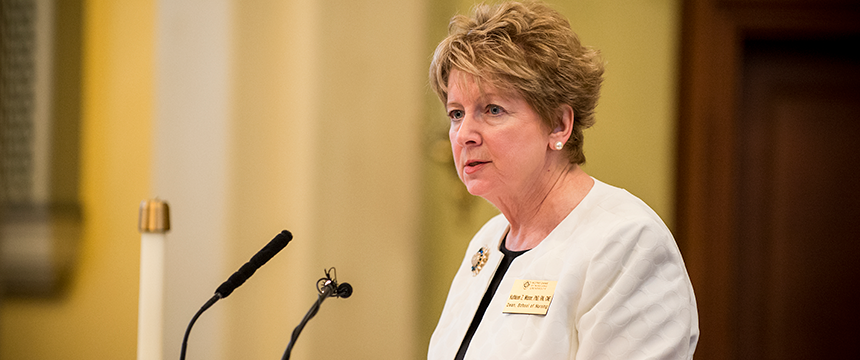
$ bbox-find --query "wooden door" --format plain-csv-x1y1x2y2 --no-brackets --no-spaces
737,38,860,359
677,1,860,358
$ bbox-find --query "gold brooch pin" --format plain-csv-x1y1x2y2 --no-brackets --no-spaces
471,246,490,276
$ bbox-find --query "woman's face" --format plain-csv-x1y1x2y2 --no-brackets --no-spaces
447,69,553,202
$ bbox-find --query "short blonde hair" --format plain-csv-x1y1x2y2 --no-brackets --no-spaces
430,1,604,164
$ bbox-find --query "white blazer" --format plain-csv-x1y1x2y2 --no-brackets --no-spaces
428,179,699,359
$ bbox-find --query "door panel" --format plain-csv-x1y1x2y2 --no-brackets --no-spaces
678,1,860,358
738,40,860,359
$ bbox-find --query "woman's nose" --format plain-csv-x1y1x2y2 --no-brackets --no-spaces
453,115,481,146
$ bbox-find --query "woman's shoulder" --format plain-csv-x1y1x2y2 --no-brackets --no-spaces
583,178,668,227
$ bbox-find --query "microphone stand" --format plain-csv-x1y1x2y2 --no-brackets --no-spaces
282,268,351,360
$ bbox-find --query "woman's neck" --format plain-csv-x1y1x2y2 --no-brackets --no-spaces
499,164,594,251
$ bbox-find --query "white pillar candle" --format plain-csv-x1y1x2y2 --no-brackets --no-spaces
137,199,170,360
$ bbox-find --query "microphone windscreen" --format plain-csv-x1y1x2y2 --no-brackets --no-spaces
215,230,293,298
249,230,292,267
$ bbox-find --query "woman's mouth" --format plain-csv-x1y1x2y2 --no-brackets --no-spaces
464,160,489,174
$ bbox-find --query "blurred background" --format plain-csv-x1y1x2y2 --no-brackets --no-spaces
0,0,856,359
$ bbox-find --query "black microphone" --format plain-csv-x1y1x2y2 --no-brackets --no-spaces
180,230,293,360
314,267,352,299
317,279,352,299
215,230,293,298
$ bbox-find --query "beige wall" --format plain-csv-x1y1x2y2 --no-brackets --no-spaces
0,0,679,359
219,0,426,359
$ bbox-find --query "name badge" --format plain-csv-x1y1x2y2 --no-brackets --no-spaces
503,279,557,315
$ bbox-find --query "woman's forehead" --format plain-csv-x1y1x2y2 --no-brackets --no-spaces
448,68,519,102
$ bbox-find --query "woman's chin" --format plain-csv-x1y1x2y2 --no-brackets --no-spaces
463,183,493,198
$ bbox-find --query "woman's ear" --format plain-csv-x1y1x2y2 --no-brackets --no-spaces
550,104,574,148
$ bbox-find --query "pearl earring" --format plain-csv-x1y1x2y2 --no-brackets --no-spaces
555,141,564,150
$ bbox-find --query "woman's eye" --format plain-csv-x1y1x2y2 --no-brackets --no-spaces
488,105,504,115
448,109,464,120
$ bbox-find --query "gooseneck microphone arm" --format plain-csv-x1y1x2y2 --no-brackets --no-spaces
282,267,352,360
179,230,293,360
179,293,220,360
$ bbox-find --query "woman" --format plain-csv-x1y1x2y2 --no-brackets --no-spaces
427,1,699,359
